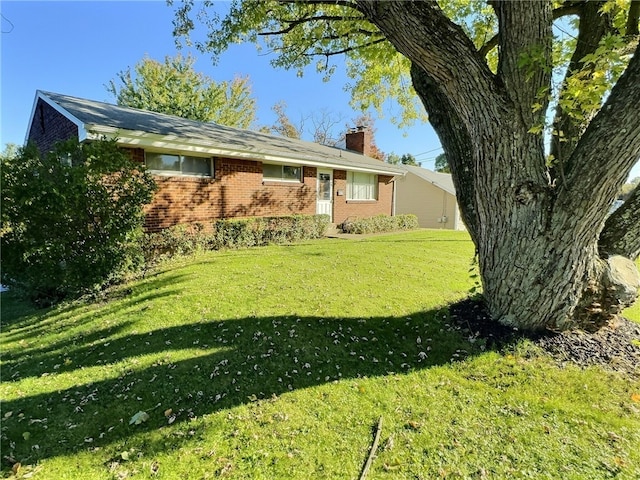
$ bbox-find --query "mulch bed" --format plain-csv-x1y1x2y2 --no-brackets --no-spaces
450,299,640,378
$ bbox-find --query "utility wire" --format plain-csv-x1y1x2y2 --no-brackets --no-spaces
413,146,443,157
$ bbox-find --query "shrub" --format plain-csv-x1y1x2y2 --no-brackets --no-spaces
143,214,330,262
213,214,330,249
143,223,213,265
1,139,157,304
341,214,419,234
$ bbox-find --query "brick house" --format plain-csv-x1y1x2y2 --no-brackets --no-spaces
26,91,405,231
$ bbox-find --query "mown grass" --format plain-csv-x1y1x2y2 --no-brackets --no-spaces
1,230,639,480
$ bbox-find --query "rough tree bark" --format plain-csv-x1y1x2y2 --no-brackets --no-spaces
356,0,640,331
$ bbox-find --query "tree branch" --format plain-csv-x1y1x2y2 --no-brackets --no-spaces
550,1,613,183
599,184,640,259
278,0,359,8
560,46,640,216
493,0,553,127
303,37,386,57
478,3,581,58
258,14,366,36
627,0,640,36
355,1,504,138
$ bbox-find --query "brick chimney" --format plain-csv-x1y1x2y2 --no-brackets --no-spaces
345,126,373,157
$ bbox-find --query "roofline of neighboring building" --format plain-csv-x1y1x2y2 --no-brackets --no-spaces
400,165,456,196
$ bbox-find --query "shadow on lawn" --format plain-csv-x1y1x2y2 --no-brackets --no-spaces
1,293,480,469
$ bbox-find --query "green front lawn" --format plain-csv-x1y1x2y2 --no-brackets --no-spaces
1,230,639,479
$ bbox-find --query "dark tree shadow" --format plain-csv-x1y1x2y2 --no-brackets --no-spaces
0,297,484,468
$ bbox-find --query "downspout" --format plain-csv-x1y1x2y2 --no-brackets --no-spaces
392,177,397,216
442,190,448,228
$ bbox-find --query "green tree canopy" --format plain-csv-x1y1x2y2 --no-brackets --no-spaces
401,153,419,166
434,153,450,173
108,53,256,128
386,153,401,165
261,101,303,139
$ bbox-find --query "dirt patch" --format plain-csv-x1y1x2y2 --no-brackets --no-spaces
450,299,640,378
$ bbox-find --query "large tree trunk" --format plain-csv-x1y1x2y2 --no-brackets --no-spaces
357,0,640,331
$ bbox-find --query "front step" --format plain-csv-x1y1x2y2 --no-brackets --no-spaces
325,223,341,236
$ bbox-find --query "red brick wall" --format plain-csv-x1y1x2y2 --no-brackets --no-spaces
27,99,79,154
333,171,394,225
141,156,317,231
123,148,395,231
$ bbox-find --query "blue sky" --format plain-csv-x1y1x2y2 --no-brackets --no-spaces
0,1,443,166
1,1,638,179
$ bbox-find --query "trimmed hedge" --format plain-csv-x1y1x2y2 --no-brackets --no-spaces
341,214,419,234
145,214,330,262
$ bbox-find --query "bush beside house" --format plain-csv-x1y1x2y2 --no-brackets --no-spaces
145,214,330,263
341,214,419,234
0,139,157,304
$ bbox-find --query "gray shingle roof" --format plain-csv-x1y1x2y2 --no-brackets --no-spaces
398,164,456,196
38,91,405,176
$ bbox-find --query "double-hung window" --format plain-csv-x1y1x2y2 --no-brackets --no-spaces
263,163,302,182
347,171,377,200
145,152,213,177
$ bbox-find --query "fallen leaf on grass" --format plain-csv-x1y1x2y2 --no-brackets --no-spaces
405,420,422,431
129,411,149,425
631,393,640,403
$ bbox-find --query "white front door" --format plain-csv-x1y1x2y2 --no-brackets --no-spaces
316,169,333,221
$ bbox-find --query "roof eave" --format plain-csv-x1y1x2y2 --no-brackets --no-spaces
86,125,406,176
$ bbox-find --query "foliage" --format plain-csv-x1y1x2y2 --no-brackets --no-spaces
1,231,639,479
341,214,419,234
619,176,639,201
401,153,418,166
172,1,636,157
107,53,256,128
172,1,428,129
260,103,346,146
434,153,451,173
213,214,330,248
386,152,401,165
143,223,213,265
144,215,330,263
387,153,421,166
261,100,302,139
0,139,157,304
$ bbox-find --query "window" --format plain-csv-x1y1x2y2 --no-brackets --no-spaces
347,172,377,200
263,163,302,182
145,152,212,177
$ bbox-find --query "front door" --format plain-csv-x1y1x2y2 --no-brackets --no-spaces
316,169,333,221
